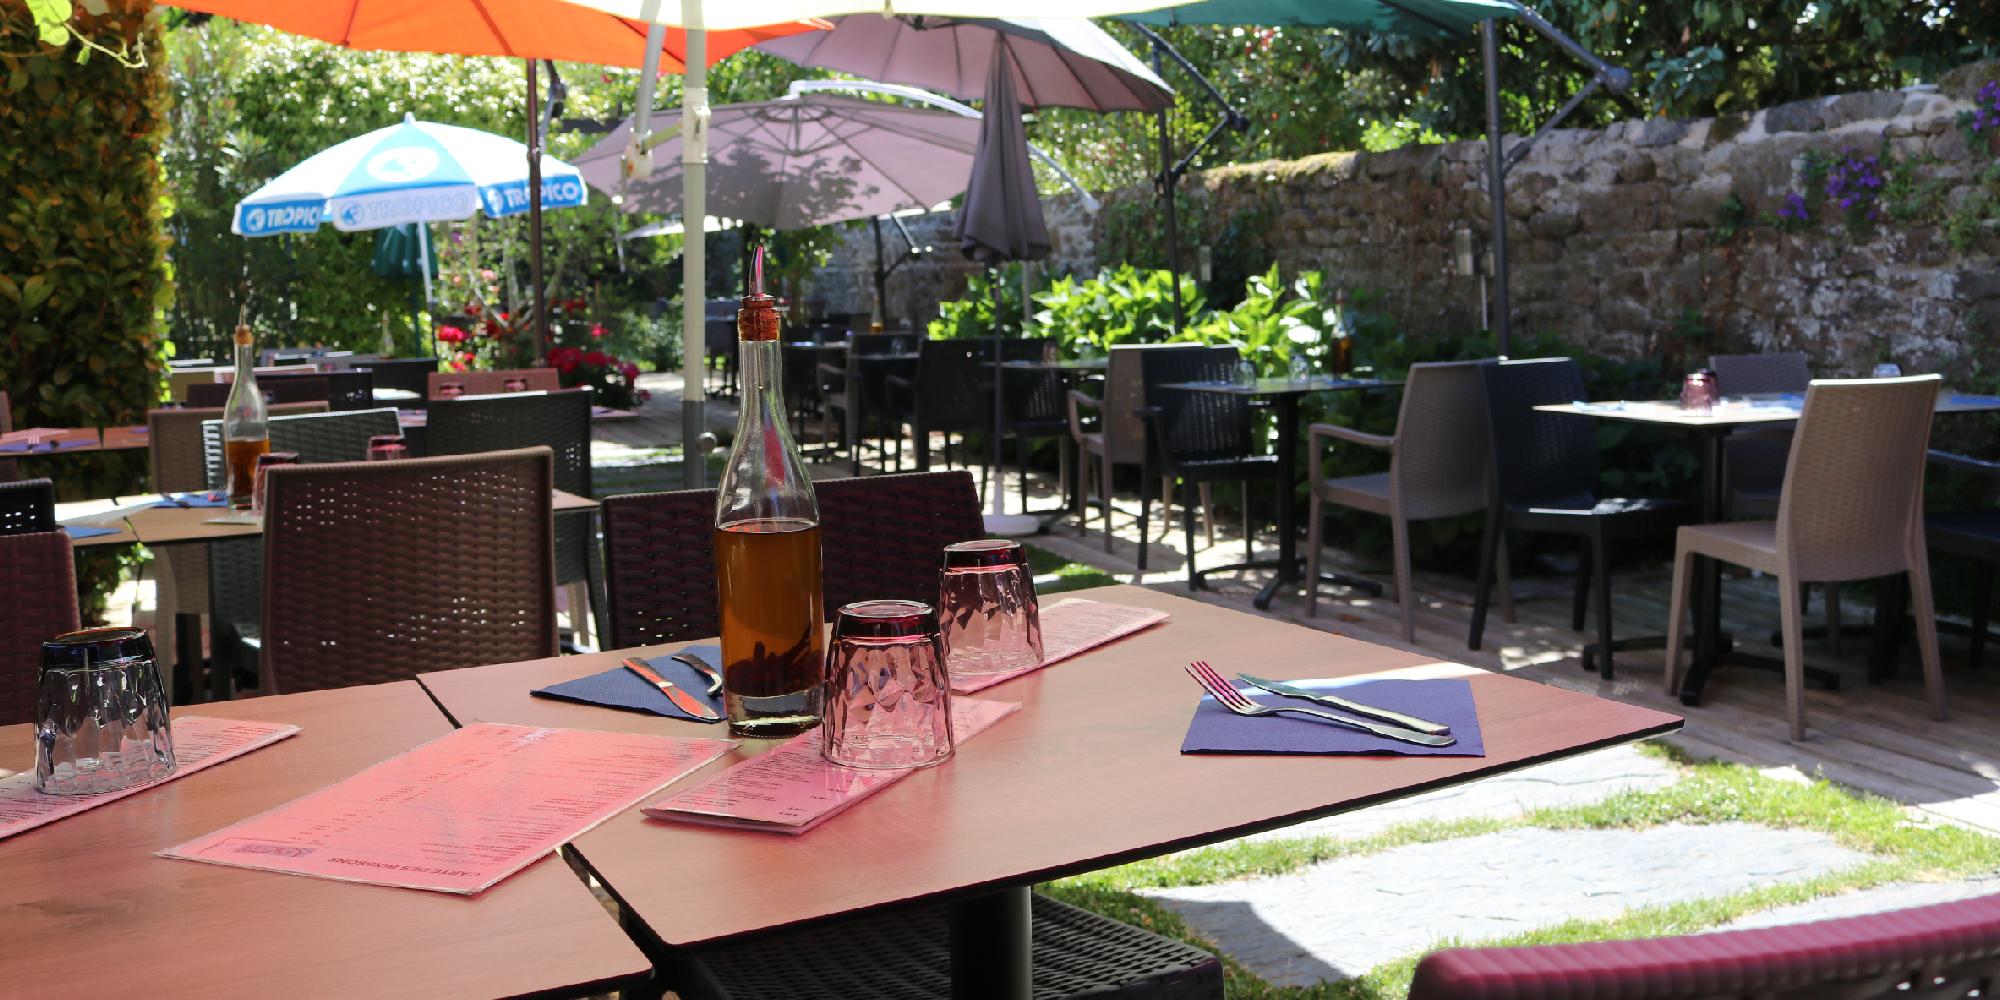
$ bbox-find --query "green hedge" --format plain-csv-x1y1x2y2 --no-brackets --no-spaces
1,0,170,618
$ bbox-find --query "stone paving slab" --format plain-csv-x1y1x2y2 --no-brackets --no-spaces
1245,744,1677,844
1721,875,2000,930
1145,822,1869,988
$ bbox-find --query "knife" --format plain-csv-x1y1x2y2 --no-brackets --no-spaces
1237,674,1452,736
623,657,722,721
669,649,725,696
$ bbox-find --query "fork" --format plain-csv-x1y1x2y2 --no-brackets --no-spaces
1186,661,1456,748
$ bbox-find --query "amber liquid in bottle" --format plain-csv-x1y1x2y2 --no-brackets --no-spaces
714,255,825,739
224,437,270,506
222,323,270,509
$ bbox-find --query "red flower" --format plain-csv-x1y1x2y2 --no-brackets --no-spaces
589,322,607,339
459,351,476,364
436,325,468,344
462,302,480,316
619,362,640,382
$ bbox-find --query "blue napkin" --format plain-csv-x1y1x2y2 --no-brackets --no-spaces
154,491,229,508
531,644,725,723
62,525,122,540
1953,393,2000,407
1181,678,1484,757
0,436,91,453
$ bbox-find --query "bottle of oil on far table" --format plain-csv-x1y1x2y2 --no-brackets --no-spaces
222,322,269,509
714,249,824,738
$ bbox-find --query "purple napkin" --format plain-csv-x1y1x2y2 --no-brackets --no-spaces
531,644,724,723
1181,678,1484,757
62,525,122,540
154,491,229,509
0,437,91,453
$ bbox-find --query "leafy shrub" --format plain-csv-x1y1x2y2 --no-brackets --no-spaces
1030,266,1203,353
929,270,1026,340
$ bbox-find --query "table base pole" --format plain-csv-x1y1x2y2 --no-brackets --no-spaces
951,886,1032,1000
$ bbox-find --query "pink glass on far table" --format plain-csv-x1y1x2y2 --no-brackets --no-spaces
366,434,408,461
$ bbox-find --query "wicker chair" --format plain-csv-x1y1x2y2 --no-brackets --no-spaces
357,358,438,398
426,389,601,646
1924,450,2000,669
999,337,1073,513
601,469,982,649
1308,361,1512,643
200,407,402,484
1708,352,1809,518
670,891,1221,1000
1468,358,1690,679
259,448,558,693
1,531,80,725
0,389,17,484
887,337,990,483
1410,891,2000,1000
146,401,326,696
1135,346,1281,590
1663,376,1946,740
1069,344,1206,571
0,478,56,536
821,333,911,476
425,368,561,400
186,375,330,408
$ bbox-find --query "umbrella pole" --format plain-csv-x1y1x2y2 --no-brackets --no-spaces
680,4,708,488
1150,38,1184,338
418,222,434,355
989,265,1007,517
872,216,889,327
1481,20,1511,357
527,58,550,363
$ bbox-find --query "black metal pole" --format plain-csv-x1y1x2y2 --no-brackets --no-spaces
1151,38,1185,337
1481,21,1511,357
526,59,549,362
872,217,890,327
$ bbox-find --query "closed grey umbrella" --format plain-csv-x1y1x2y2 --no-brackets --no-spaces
955,39,1049,264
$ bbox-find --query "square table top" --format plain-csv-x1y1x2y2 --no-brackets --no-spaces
54,497,146,549
1161,376,1394,397
0,681,649,999
1541,391,2000,428
99,424,150,451
124,489,599,545
417,585,1680,950
987,358,1111,372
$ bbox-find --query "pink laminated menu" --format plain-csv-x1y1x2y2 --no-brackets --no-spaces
162,723,734,894
951,598,1169,694
644,698,1020,834
0,717,298,842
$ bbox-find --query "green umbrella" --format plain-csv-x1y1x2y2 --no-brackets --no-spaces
371,222,438,350
1124,0,1516,36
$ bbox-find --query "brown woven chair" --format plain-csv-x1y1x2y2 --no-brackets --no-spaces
258,447,558,693
1,531,80,725
0,478,56,536
425,368,561,399
145,401,326,693
1307,360,1513,643
601,470,983,649
1663,376,1946,740
187,376,330,408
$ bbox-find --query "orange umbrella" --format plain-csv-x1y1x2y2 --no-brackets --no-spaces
158,0,821,68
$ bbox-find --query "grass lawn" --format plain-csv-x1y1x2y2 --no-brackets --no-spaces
1024,543,1119,595
1041,743,2000,998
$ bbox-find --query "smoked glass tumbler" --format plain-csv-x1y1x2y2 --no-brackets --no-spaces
937,539,1044,680
821,600,955,770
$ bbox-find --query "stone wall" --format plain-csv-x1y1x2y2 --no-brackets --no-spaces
808,61,2000,372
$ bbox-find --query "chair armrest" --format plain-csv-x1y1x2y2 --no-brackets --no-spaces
1066,389,1100,443
1309,423,1394,487
1929,449,2000,479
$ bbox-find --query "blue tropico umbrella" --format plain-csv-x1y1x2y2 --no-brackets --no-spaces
232,112,587,237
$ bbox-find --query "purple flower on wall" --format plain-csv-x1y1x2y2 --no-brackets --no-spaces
1777,191,1810,222
1972,82,2000,132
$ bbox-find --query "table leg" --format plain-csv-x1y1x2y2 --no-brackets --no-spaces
846,373,861,477
950,886,1031,1000
1680,430,1726,704
1253,396,1302,610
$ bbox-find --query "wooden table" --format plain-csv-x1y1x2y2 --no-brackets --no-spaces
1160,377,1397,608
0,681,650,999
123,489,599,545
0,427,105,457
1540,391,2000,703
54,498,147,549
418,584,1680,999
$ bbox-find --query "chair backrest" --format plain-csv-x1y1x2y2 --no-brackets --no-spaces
1138,346,1252,466
1479,357,1599,507
1778,375,1941,581
1000,338,1065,425
260,448,557,693
1410,891,2000,1000
357,358,438,397
1710,351,1810,396
426,389,591,497
0,530,80,725
0,478,56,536
199,408,401,487
1393,360,1504,521
149,402,327,494
187,375,330,408
426,368,561,400
913,338,989,432
601,470,982,648
313,370,375,411
1104,344,1206,466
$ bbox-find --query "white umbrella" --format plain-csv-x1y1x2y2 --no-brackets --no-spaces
554,0,1194,487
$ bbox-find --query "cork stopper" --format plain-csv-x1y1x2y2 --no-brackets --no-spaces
233,323,254,347
738,245,779,342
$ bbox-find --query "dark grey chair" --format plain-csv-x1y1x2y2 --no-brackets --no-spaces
0,478,55,536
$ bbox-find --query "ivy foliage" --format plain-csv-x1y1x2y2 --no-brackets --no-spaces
1,0,169,615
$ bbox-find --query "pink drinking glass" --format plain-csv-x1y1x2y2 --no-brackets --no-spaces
1681,370,1719,413
503,377,530,392
365,434,409,461
821,600,955,770
437,383,465,399
251,451,299,512
937,539,1043,680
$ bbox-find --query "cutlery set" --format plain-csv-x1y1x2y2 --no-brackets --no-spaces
1184,659,1456,748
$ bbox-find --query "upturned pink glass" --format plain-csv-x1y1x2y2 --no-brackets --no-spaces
365,434,408,461
503,377,530,392
437,382,465,399
821,600,955,770
937,539,1043,679
1681,370,1719,413
251,451,299,512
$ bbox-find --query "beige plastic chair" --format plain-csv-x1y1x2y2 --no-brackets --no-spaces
1066,344,1209,569
145,401,325,693
1306,361,1511,643
1663,375,1945,740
